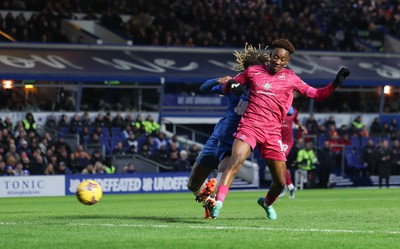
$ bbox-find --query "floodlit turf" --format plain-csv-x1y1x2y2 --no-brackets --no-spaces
0,188,399,249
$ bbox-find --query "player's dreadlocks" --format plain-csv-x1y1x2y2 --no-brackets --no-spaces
233,43,271,72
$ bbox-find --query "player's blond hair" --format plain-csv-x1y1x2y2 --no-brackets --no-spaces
233,43,271,72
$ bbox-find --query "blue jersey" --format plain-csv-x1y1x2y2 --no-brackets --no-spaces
195,78,249,164
200,78,249,145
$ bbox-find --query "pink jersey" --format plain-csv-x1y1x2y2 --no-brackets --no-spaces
232,64,335,161
281,109,299,156
234,64,334,124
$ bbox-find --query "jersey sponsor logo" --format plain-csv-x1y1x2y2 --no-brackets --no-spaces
278,73,286,80
255,72,262,75
256,90,276,96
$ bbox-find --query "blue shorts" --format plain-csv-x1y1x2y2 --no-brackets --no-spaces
216,140,233,162
195,135,220,170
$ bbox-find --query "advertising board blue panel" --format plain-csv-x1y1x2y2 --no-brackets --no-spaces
0,44,399,85
65,172,191,195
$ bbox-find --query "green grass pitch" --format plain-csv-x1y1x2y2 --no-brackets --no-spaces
0,188,399,249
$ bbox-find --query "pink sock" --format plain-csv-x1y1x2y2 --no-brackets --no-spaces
285,169,292,185
265,192,279,206
216,185,229,202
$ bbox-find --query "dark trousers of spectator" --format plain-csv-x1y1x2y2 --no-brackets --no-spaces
379,176,390,188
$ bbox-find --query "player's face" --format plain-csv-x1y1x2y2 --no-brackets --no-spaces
269,48,290,74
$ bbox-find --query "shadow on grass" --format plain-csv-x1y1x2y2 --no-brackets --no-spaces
54,214,209,224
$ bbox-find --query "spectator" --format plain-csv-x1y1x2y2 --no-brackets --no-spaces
58,114,69,129
93,161,105,174
74,145,91,169
69,114,82,133
81,163,96,174
0,160,6,176
124,133,138,152
5,165,14,176
381,122,391,138
138,143,152,158
154,132,167,149
123,162,136,174
43,162,56,175
296,141,317,188
93,113,105,127
6,144,20,166
69,153,81,174
121,124,132,140
324,115,336,130
112,112,125,129
351,115,364,134
104,112,113,129
317,141,336,188
31,154,46,175
143,114,160,136
3,116,13,132
393,139,400,175
134,114,144,131
169,134,179,149
362,138,377,176
112,142,125,155
389,118,398,134
81,112,92,127
376,140,392,188
56,161,71,175
155,144,168,164
13,162,24,176
172,150,191,172
91,150,104,165
369,117,381,137
80,126,91,145
21,112,37,134
305,114,319,135
188,143,200,165
124,113,135,128
103,157,115,174
18,139,30,155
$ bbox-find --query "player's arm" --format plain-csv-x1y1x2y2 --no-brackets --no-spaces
296,67,350,101
200,76,232,94
222,70,249,96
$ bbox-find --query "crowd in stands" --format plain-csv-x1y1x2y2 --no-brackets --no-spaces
1,111,400,189
288,114,400,188
0,112,201,177
1,0,399,51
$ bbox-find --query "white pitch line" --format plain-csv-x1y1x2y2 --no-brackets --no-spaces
1,221,400,235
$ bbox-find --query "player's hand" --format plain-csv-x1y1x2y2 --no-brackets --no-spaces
228,79,247,96
298,124,308,135
333,67,350,87
217,76,232,85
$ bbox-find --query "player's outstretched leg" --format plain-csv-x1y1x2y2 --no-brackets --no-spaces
195,178,218,203
257,197,277,220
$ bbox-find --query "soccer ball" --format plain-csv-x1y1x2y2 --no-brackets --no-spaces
76,180,103,205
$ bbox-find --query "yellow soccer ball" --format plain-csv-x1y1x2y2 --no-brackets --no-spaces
76,180,103,205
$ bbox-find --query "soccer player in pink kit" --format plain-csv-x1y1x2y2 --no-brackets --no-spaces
209,39,350,219
280,107,307,199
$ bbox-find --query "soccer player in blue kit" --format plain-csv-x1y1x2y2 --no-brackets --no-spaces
186,75,249,218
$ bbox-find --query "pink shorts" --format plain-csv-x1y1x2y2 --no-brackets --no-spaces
235,122,286,161
282,140,294,157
